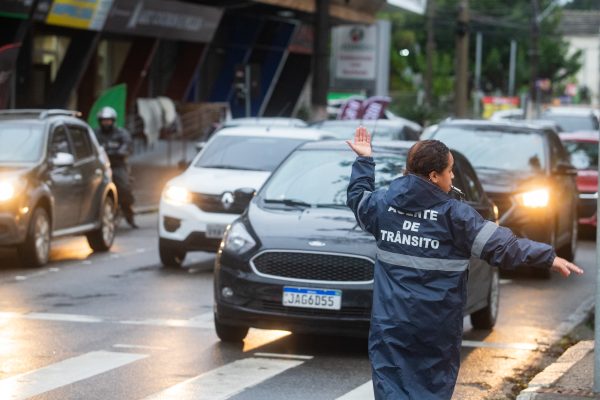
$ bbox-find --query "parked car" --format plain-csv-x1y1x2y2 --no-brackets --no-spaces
540,106,600,133
559,131,598,231
158,126,333,267
0,109,117,267
221,117,307,128
310,119,422,142
213,140,500,342
429,120,579,272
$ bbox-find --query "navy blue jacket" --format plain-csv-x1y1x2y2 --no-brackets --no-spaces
347,156,555,400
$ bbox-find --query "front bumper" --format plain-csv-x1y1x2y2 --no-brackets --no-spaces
158,199,240,252
0,210,29,246
499,206,555,243
214,253,372,337
578,193,597,227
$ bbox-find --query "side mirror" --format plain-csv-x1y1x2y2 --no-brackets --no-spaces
52,152,75,167
234,187,256,205
555,161,578,176
195,141,206,152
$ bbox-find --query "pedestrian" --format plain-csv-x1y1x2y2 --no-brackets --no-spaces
346,126,583,400
94,106,138,229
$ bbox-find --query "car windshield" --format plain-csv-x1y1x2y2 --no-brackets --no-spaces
194,135,307,172
541,114,599,132
0,122,45,164
563,141,598,170
433,126,546,172
318,122,398,141
261,149,405,207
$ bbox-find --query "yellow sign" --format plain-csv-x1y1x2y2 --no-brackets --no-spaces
46,0,113,30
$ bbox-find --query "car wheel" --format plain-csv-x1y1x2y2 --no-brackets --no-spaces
214,315,249,342
18,207,51,268
159,238,186,268
470,267,499,330
86,196,116,252
557,215,577,262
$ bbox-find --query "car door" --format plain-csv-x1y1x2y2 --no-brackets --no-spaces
452,152,494,310
67,124,103,225
48,125,81,230
547,131,578,245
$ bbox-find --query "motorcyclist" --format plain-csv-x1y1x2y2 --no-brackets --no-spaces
94,106,138,228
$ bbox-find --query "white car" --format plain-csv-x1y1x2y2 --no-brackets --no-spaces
158,126,331,267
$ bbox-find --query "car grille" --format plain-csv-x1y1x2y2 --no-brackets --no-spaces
191,193,249,214
256,300,371,319
488,195,514,218
251,251,374,282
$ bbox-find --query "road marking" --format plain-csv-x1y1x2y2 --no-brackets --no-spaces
336,381,374,400
113,344,168,351
461,340,538,351
0,351,147,400
499,279,512,285
143,357,304,400
253,352,313,360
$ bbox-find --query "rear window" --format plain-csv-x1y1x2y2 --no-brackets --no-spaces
0,122,45,163
194,135,307,172
433,126,546,173
541,113,599,132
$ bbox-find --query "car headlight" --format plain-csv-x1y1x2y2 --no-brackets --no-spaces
517,188,550,208
0,181,16,202
163,185,192,205
222,221,256,254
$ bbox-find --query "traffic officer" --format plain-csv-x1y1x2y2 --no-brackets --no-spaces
346,126,583,400
94,106,138,228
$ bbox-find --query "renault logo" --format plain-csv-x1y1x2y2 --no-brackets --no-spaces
221,192,234,210
308,240,326,247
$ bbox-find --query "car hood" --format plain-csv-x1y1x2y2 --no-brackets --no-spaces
247,202,376,258
576,170,597,193
168,167,271,194
476,169,545,194
0,165,34,180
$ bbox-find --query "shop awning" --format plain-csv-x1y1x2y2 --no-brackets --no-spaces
252,0,386,24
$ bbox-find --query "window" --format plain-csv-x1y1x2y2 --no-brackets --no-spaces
50,126,73,156
69,125,94,160
458,160,482,203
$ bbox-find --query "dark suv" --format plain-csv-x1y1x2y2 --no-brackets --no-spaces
429,120,578,270
0,109,117,267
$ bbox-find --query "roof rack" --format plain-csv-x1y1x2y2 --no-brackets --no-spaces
0,109,82,120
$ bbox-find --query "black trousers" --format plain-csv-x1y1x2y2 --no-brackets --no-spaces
112,166,135,218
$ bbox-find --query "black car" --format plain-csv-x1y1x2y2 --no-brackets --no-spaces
429,120,578,270
213,141,500,342
0,109,117,267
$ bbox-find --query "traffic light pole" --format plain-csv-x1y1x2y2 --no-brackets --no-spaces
454,0,469,118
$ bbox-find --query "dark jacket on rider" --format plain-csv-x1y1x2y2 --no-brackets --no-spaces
94,126,133,168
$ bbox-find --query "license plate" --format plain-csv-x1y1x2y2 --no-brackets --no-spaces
206,224,227,239
282,287,342,310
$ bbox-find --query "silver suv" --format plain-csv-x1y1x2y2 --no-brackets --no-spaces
0,109,118,267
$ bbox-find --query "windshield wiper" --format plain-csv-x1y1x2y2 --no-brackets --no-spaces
201,165,262,171
263,198,312,208
315,203,349,209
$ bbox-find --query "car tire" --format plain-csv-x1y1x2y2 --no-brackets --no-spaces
557,215,577,262
214,315,249,342
17,207,51,268
159,238,186,268
470,267,499,330
86,196,116,252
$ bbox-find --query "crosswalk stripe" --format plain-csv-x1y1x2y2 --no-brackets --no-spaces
143,357,304,400
336,381,374,400
0,350,148,400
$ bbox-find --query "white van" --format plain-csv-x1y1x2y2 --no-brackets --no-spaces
158,126,331,267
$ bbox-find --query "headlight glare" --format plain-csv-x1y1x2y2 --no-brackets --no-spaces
0,181,15,202
223,221,256,254
518,188,550,208
163,185,192,205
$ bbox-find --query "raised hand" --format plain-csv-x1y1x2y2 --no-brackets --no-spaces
346,125,372,157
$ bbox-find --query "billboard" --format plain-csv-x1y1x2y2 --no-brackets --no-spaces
46,0,114,30
104,0,222,43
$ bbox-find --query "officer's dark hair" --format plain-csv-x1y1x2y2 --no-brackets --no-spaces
405,140,450,178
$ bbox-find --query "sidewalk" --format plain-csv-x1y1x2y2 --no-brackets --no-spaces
128,138,198,213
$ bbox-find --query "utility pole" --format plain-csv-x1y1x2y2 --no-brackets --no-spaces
528,0,541,119
311,0,330,121
473,32,482,117
454,0,469,117
424,0,436,107
508,40,517,97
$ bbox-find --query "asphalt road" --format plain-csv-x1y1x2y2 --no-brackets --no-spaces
0,213,594,400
